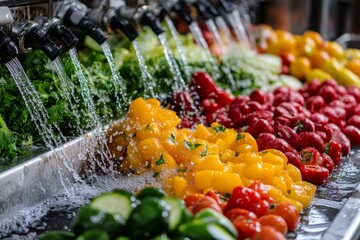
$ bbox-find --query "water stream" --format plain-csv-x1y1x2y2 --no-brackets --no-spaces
101,41,128,114
215,16,233,43
52,57,82,134
188,22,212,57
165,16,190,79
6,58,63,148
158,33,185,92
205,19,223,45
227,10,249,46
132,40,155,98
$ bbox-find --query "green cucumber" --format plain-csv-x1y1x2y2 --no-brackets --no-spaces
75,230,110,240
126,198,170,239
73,206,125,237
161,196,191,231
37,231,74,240
195,208,238,238
90,192,137,220
137,187,166,200
178,220,236,240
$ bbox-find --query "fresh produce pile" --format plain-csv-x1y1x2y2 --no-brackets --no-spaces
39,185,300,240
168,71,360,185
256,26,360,87
107,97,316,212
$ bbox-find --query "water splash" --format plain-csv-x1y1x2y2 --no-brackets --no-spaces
205,19,223,45
101,41,128,114
227,10,249,46
215,16,233,43
52,57,82,134
158,33,185,92
132,40,155,98
6,58,62,148
189,22,212,57
165,16,190,79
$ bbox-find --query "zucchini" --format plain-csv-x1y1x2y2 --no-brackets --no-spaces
90,192,137,220
137,187,166,200
73,206,125,237
37,231,74,240
195,208,238,238
178,219,236,240
126,198,170,239
161,196,191,231
75,229,110,240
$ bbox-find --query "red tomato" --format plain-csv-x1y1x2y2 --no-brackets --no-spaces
310,113,329,125
346,86,360,102
273,91,305,106
250,89,267,104
233,216,261,240
248,119,275,138
202,99,220,113
183,193,204,208
318,85,338,103
331,130,351,155
216,90,234,107
326,141,343,165
265,138,294,153
224,208,258,221
275,123,298,149
274,102,299,120
226,186,269,217
190,72,219,100
268,202,299,231
340,94,357,105
347,115,360,129
292,117,315,133
256,133,277,151
248,181,273,203
251,226,286,240
258,214,288,236
173,91,196,112
302,79,322,96
306,96,326,112
342,125,360,146
205,190,221,204
274,86,290,96
280,52,295,66
300,147,324,166
297,132,325,152
285,152,303,169
322,153,335,172
191,196,222,215
301,164,329,185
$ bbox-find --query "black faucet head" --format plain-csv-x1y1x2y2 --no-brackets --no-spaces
0,30,19,64
24,26,62,61
196,0,219,19
139,9,164,35
110,15,139,41
75,14,108,45
172,2,193,25
48,23,79,50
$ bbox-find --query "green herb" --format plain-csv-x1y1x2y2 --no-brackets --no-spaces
213,125,226,133
153,172,159,178
145,124,151,130
170,133,176,143
183,140,202,150
155,154,165,165
236,133,245,141
200,145,209,157
177,167,186,173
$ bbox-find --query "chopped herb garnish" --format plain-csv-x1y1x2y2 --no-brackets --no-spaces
224,193,231,198
177,167,186,173
153,172,159,178
170,133,176,143
183,140,202,150
200,145,209,157
213,125,226,133
287,189,292,194
155,154,165,165
145,124,151,130
261,150,268,154
236,133,245,141
235,151,239,157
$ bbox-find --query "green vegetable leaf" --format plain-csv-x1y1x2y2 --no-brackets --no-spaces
213,125,226,133
183,140,202,150
155,154,165,165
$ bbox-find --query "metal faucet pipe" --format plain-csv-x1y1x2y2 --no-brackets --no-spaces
0,29,19,64
117,4,164,35
2,20,62,61
36,17,79,50
55,0,107,45
155,0,193,24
